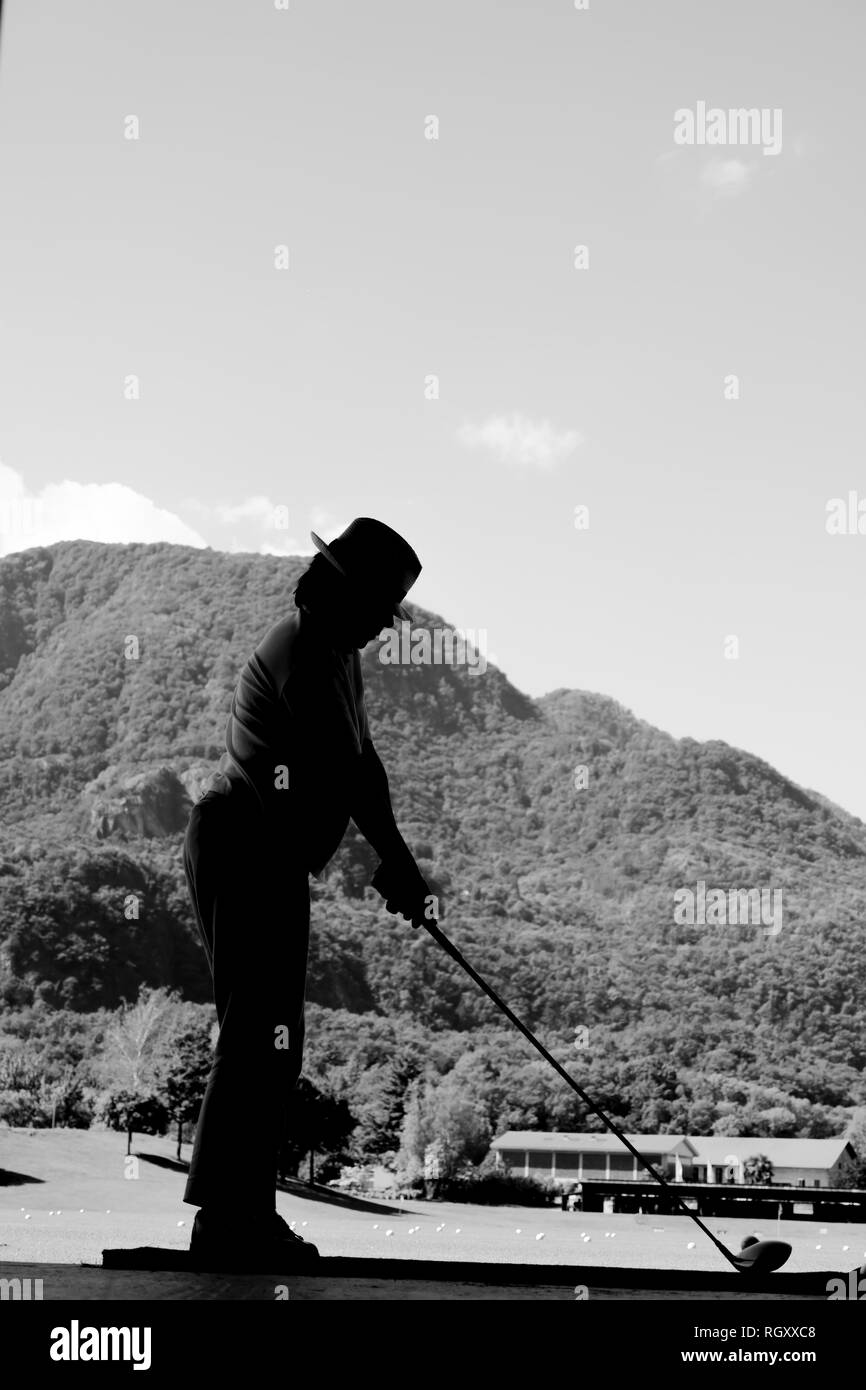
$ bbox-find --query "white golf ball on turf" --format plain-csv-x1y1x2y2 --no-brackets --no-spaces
535,1233,544,1241
687,1242,696,1249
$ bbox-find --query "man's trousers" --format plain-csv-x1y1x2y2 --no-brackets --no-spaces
181,785,310,1212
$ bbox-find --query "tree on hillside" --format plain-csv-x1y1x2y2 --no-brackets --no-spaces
0,1052,46,1126
743,1154,774,1185
160,1020,213,1161
0,1053,92,1128
397,1072,491,1187
277,1077,357,1184
347,1048,424,1159
94,987,180,1092
833,1153,866,1189
43,1066,93,1129
91,987,215,1105
847,1106,866,1158
98,1088,168,1156
835,1109,866,1187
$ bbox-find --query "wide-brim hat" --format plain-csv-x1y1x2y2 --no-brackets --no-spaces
310,517,421,621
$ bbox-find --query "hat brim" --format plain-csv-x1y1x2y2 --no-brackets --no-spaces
310,530,347,574
310,531,411,623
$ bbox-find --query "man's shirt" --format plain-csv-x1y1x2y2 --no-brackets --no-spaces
215,607,370,876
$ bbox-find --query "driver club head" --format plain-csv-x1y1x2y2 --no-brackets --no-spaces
732,1237,793,1274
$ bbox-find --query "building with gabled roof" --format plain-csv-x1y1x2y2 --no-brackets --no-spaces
491,1131,697,1183
490,1131,859,1189
687,1136,857,1188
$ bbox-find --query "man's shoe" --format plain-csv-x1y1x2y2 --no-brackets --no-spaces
189,1207,320,1271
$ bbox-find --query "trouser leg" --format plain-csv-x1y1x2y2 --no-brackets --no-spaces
181,793,310,1212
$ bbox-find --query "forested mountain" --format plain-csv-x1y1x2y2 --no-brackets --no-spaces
1,538,865,1143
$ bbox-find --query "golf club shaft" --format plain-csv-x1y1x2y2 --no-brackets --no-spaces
421,917,743,1272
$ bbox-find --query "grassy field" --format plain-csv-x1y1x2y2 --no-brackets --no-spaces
2,1128,864,1273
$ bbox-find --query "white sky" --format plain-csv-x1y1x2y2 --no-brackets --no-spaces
0,0,864,820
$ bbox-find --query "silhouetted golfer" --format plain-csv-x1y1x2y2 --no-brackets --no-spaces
182,518,428,1267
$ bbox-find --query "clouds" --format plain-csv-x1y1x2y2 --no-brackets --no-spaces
457,413,583,470
657,139,788,204
184,489,301,557
256,505,350,559
0,461,207,557
212,494,283,526
700,158,754,199
0,460,346,560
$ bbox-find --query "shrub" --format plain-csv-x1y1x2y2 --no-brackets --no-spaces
434,1171,553,1206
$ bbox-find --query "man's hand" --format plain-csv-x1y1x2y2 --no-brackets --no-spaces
370,856,435,928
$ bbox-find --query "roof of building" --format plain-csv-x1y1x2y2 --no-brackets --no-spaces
491,1131,698,1156
490,1132,856,1168
687,1136,854,1169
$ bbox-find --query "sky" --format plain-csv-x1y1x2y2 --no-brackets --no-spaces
0,0,864,820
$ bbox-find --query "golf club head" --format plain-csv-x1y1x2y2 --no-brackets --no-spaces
732,1238,792,1274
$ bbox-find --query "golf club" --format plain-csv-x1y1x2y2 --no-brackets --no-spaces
416,912,792,1276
